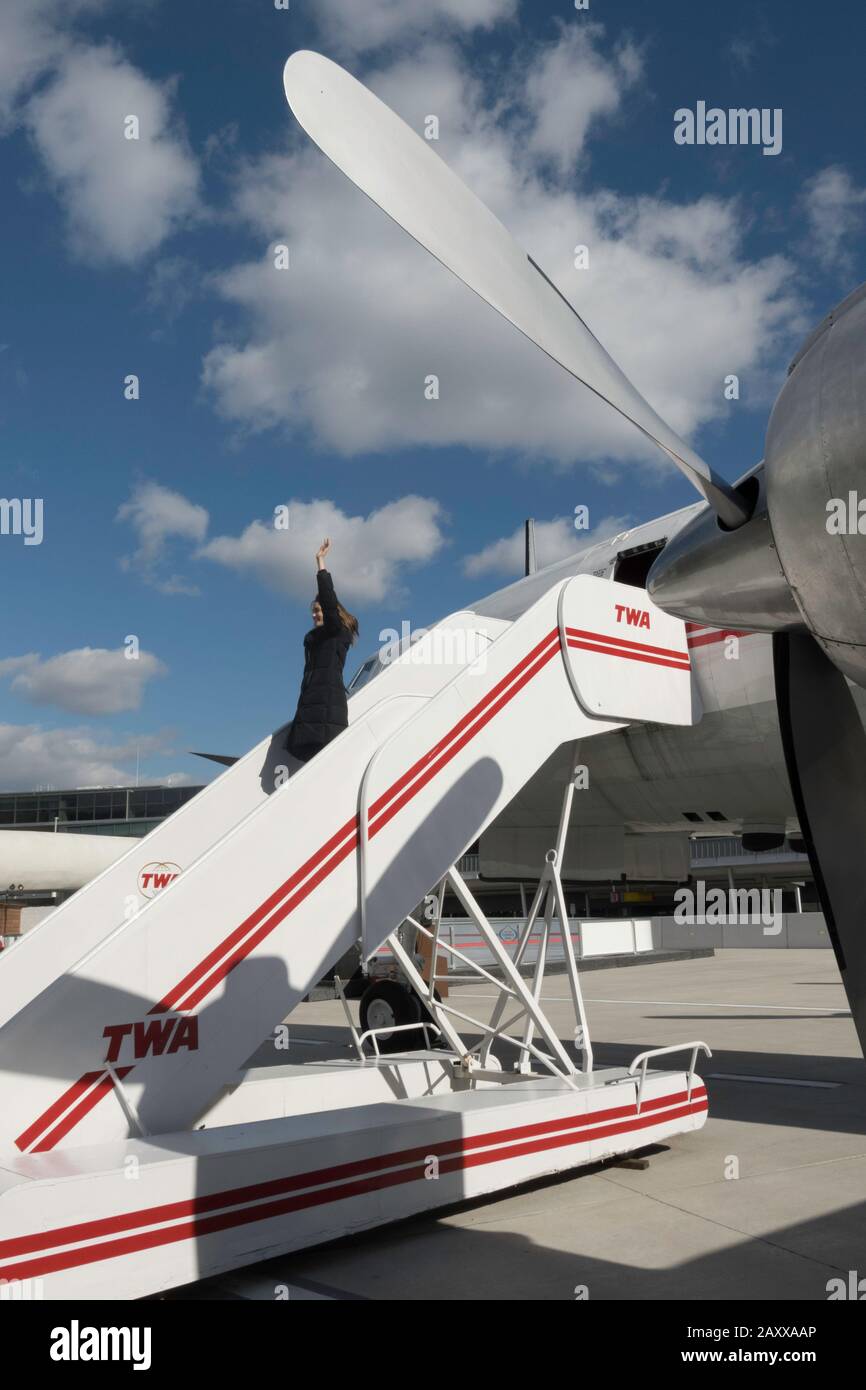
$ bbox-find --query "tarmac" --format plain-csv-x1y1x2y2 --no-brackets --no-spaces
171,948,866,1302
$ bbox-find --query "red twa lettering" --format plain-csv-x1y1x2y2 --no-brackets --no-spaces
615,604,650,629
102,1015,199,1062
134,1018,175,1057
168,1016,198,1053
140,871,177,890
103,1023,133,1064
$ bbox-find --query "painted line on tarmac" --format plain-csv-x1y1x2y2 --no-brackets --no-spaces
579,996,851,1014
706,1073,840,1088
462,994,850,1014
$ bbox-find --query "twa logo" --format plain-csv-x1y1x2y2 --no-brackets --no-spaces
615,603,650,630
103,1015,199,1063
138,861,181,897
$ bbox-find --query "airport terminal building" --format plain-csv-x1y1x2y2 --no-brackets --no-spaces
0,784,201,838
0,780,820,949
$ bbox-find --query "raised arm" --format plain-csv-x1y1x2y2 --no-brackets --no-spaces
315,538,343,635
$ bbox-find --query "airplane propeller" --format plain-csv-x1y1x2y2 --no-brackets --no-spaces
283,51,749,530
283,50,866,1057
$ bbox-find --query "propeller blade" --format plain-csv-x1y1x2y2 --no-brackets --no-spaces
283,50,749,528
774,632,866,1057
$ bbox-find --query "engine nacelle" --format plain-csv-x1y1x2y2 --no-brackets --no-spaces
764,282,866,687
646,464,800,632
648,282,866,689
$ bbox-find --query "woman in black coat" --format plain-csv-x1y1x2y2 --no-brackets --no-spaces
287,538,358,764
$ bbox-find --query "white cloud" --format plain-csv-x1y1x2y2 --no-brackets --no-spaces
116,484,448,605
726,19,776,76
464,514,628,579
802,166,866,277
0,0,105,128
728,38,756,72
0,648,167,716
0,4,60,126
312,0,517,55
1,4,200,264
203,33,803,478
200,496,448,605
26,43,201,265
146,255,201,326
0,724,186,792
523,24,643,174
116,481,209,594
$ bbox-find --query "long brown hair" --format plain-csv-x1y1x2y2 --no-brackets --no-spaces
313,597,359,643
337,601,359,644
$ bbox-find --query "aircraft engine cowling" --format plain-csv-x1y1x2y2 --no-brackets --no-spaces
649,281,866,689
645,464,799,633
763,282,866,687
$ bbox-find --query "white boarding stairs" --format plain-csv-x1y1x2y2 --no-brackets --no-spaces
0,577,710,1298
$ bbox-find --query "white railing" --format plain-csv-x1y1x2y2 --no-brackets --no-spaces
357,1020,443,1059
628,1041,712,1113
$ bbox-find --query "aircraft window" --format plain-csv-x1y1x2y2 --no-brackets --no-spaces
347,655,380,693
348,629,428,694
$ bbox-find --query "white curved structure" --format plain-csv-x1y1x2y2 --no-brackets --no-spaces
0,831,137,893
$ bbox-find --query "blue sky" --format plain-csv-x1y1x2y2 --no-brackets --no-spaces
1,0,865,790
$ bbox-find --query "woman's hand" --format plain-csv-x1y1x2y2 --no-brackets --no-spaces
316,537,331,571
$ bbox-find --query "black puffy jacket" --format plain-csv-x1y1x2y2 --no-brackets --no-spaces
287,570,354,759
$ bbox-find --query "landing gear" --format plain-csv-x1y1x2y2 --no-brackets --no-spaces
358,979,440,1053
